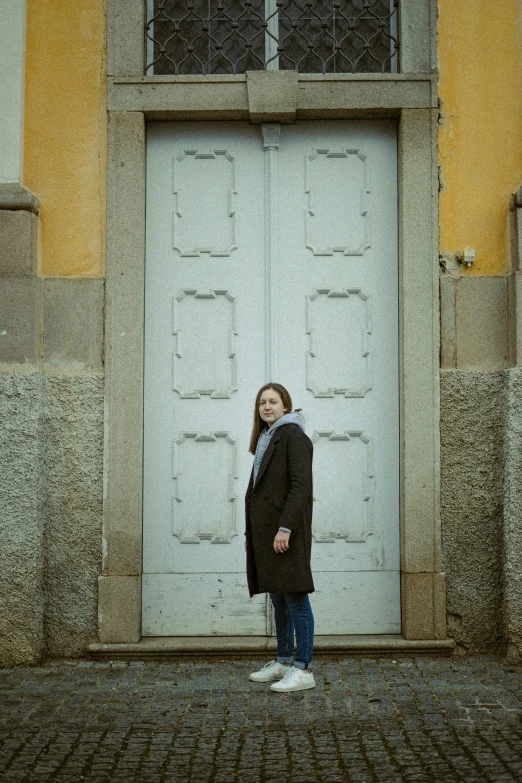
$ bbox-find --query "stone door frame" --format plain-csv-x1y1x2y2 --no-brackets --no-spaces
99,0,445,644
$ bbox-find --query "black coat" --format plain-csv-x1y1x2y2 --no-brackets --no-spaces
245,423,315,596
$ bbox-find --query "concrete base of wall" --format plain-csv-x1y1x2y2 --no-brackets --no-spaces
0,371,103,665
44,373,103,657
440,366,522,658
0,372,45,666
504,367,522,661
440,370,505,653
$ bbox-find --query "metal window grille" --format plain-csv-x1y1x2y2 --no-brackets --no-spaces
145,1,399,76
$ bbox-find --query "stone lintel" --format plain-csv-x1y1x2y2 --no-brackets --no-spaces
107,75,435,119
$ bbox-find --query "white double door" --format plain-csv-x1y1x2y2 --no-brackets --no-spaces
143,120,400,636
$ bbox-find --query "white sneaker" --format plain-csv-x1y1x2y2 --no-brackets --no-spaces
270,666,316,692
249,660,290,682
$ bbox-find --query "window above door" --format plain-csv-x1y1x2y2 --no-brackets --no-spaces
145,1,400,76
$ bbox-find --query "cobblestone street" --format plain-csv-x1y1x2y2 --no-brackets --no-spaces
1,656,522,782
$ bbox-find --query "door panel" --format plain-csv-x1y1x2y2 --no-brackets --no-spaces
143,124,267,635
143,121,399,636
276,123,399,633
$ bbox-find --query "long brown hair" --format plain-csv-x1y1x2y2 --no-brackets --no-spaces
248,383,293,454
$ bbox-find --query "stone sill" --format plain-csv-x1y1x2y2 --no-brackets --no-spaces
89,635,456,659
113,73,434,85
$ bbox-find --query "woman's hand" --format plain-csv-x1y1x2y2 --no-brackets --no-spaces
273,530,291,553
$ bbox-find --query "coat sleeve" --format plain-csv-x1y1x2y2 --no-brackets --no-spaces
278,427,313,532
244,466,254,535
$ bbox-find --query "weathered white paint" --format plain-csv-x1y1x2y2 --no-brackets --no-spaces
0,0,26,183
143,121,399,636
275,122,399,632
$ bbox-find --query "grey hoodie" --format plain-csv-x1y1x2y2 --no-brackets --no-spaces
253,411,306,486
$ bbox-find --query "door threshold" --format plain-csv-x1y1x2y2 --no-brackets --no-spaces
89,635,456,659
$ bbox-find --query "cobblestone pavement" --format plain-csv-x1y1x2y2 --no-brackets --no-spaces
1,656,522,783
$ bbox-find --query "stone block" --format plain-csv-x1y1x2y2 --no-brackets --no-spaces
44,278,104,370
247,70,298,124
44,374,104,657
108,79,249,119
399,0,435,73
440,275,457,368
455,276,509,370
0,372,45,665
399,109,440,575
0,183,40,213
98,575,141,643
508,271,522,367
401,572,446,640
0,277,41,365
104,112,145,577
0,211,38,276
107,0,144,76
440,369,505,651
296,77,434,117
509,186,522,273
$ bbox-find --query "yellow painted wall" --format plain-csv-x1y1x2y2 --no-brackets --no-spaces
438,0,522,276
24,0,106,277
21,1,521,278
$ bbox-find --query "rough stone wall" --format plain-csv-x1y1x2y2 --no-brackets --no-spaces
0,372,45,666
44,374,103,658
504,367,522,661
440,370,505,653
0,371,104,665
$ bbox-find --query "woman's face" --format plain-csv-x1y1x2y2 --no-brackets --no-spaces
259,388,288,426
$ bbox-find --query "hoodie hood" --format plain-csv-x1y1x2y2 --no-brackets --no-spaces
252,410,306,485
265,410,305,435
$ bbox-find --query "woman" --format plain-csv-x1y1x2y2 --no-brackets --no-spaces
245,383,316,693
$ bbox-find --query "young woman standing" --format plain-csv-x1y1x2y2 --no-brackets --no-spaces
245,383,316,692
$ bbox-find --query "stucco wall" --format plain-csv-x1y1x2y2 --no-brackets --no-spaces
24,0,107,277
438,0,522,275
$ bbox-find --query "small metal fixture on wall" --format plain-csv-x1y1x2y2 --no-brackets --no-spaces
145,1,400,75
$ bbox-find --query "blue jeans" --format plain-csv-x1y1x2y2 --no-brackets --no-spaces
269,592,314,670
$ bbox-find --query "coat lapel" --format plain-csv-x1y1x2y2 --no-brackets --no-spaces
253,426,285,487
